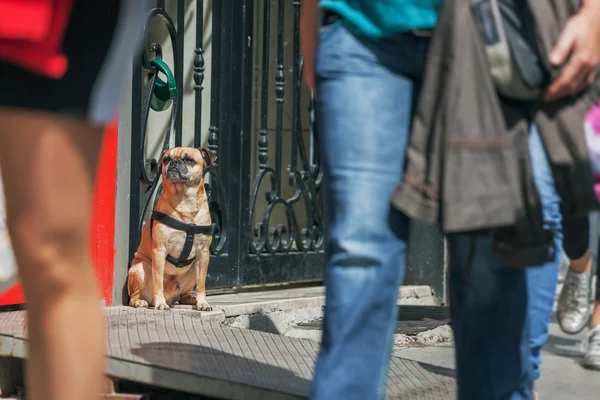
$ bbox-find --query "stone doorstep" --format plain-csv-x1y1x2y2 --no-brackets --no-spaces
108,285,443,349
107,285,441,347
165,284,437,321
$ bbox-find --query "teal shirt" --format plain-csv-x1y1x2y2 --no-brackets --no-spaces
320,0,442,38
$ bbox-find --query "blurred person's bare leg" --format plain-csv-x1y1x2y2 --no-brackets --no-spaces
592,302,600,326
0,109,104,400
570,251,593,274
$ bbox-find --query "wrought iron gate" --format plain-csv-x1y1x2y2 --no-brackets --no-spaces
128,0,325,289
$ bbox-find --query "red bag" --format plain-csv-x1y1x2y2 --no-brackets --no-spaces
0,0,74,79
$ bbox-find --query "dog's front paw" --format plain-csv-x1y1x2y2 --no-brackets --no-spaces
197,301,212,311
132,299,148,308
154,298,170,310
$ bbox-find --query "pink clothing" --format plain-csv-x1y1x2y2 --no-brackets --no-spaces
584,102,600,201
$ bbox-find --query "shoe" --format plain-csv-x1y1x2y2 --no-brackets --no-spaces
582,325,600,370
556,269,591,334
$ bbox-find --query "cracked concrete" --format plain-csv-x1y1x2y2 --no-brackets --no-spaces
222,306,325,336
181,285,451,347
393,325,454,348
281,323,454,348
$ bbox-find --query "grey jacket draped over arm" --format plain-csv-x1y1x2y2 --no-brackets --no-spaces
392,0,600,266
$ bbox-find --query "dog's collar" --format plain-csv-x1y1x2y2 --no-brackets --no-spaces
150,210,214,268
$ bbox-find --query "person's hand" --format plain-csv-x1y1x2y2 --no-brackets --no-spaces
544,1,600,102
300,0,319,97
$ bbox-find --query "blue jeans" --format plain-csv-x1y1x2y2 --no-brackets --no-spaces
525,129,563,382
311,24,562,400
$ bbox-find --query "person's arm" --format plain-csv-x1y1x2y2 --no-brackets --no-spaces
544,0,600,101
300,0,320,95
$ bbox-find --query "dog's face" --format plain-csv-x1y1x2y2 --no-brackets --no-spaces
159,147,217,185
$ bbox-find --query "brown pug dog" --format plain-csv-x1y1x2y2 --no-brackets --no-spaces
128,147,216,310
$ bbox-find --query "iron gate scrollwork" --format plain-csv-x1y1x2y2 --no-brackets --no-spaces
243,0,325,284
129,0,325,290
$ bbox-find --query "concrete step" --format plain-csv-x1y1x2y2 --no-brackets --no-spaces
168,284,438,323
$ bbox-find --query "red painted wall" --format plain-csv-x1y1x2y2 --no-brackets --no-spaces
89,118,118,304
0,118,118,306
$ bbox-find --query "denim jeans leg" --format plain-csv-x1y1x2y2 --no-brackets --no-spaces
447,125,561,399
526,125,563,382
447,234,533,400
309,26,429,400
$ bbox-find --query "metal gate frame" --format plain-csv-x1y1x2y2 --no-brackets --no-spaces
123,0,325,298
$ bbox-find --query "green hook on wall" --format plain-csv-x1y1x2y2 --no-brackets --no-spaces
149,58,178,112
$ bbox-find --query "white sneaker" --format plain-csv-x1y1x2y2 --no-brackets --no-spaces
581,325,600,370
557,269,591,334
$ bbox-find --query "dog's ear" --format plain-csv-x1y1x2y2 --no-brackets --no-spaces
198,148,217,167
157,149,168,175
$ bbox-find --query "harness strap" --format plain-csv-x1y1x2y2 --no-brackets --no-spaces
150,210,213,268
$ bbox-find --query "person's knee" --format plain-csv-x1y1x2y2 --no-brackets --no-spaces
328,221,405,268
10,212,89,294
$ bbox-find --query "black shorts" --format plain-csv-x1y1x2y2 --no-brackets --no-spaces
0,0,146,124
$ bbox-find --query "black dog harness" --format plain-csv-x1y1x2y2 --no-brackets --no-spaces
150,210,214,268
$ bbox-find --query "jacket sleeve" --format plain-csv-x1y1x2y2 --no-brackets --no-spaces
390,0,455,225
